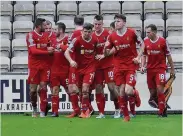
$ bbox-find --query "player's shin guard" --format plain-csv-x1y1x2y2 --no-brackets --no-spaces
118,96,129,118
70,93,80,114
39,88,48,113
96,93,105,114
51,95,59,115
128,96,136,115
30,91,37,109
158,93,166,115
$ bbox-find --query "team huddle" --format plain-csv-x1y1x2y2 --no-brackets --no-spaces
26,14,175,122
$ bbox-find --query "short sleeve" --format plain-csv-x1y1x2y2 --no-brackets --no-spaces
26,32,36,47
68,38,78,52
165,40,171,55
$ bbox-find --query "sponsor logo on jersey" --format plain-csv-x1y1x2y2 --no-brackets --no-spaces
118,44,130,49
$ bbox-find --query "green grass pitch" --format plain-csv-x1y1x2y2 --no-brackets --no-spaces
1,114,182,136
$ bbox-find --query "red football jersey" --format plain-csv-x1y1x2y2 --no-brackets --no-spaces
68,30,82,43
143,36,170,72
48,31,57,67
69,35,98,72
48,31,57,44
26,30,52,69
92,29,113,69
106,28,143,71
51,35,69,73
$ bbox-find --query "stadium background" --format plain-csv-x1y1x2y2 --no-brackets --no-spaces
0,1,182,136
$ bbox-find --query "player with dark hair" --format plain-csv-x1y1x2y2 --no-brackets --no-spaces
26,18,54,117
109,21,115,34
104,14,143,122
50,22,69,117
66,15,85,118
65,23,98,118
141,24,175,117
92,15,120,118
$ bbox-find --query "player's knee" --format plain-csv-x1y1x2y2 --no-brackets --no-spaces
68,84,78,94
95,84,103,94
82,91,89,98
29,84,37,93
40,82,47,90
125,86,134,96
53,86,60,95
107,83,115,92
82,85,89,98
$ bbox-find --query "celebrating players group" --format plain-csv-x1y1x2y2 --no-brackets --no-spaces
26,14,175,122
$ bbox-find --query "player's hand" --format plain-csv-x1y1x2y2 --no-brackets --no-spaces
47,47,54,54
70,60,77,68
95,54,105,61
133,57,140,64
170,69,175,77
140,66,146,74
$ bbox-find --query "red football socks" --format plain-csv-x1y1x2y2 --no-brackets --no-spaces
70,94,80,114
118,96,129,117
39,88,48,112
96,93,105,114
51,95,59,114
158,93,166,114
82,97,90,112
128,96,136,115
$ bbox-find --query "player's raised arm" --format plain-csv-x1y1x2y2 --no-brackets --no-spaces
64,38,77,68
26,33,54,55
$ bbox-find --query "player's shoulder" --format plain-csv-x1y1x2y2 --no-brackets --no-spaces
109,31,116,37
103,29,110,34
144,36,149,41
143,37,150,45
126,27,136,33
158,36,166,42
73,29,82,36
26,30,34,39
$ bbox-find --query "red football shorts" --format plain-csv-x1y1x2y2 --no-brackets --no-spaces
76,71,95,88
147,70,166,89
95,67,114,85
50,72,69,89
114,69,136,87
28,68,50,84
68,67,77,84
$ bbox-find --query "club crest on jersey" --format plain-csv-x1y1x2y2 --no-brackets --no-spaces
147,50,150,55
116,46,120,50
81,50,84,54
158,45,161,48
37,44,41,48
127,37,129,41
114,40,118,43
